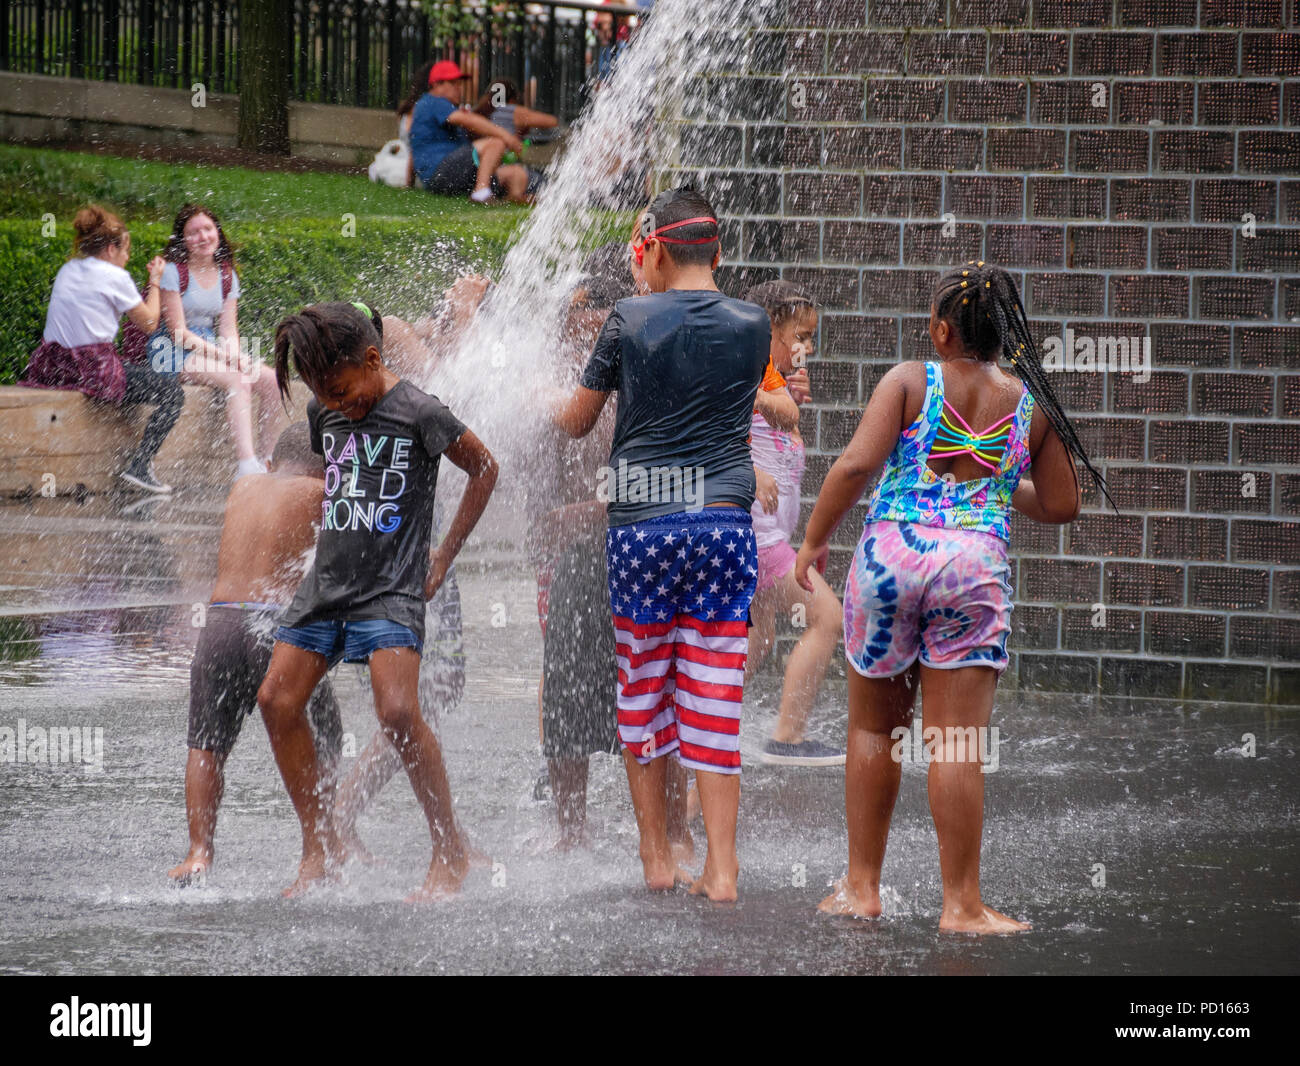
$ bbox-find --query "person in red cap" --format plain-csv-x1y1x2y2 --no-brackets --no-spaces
409,60,531,204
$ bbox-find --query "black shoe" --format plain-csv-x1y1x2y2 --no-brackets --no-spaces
120,462,173,495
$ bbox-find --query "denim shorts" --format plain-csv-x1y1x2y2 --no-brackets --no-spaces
275,617,422,667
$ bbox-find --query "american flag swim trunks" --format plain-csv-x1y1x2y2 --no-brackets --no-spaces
605,506,758,774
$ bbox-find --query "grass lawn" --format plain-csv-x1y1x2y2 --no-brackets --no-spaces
0,144,534,382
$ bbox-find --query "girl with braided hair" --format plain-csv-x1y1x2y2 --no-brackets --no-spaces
795,262,1102,933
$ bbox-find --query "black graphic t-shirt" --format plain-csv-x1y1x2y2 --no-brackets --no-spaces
281,379,467,642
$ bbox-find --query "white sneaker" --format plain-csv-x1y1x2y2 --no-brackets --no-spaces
470,187,493,204
235,457,267,479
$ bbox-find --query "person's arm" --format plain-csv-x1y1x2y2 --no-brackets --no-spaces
754,465,779,514
425,429,498,599
1012,414,1083,523
555,306,619,437
755,386,799,431
794,364,911,591
509,106,558,136
123,256,166,333
446,109,523,153
553,386,610,439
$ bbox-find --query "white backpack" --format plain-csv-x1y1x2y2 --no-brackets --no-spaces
368,139,411,187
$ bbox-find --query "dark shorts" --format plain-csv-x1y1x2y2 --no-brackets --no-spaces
425,144,478,195
542,535,619,761
188,606,342,760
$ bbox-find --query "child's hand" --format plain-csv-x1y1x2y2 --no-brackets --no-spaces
755,467,779,514
146,256,166,284
786,367,812,405
793,540,828,592
424,547,450,600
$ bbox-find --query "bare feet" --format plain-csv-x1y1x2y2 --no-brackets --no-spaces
940,903,1031,935
639,839,684,892
167,849,211,886
688,859,739,903
404,855,468,903
281,851,332,898
817,877,881,919
464,839,492,868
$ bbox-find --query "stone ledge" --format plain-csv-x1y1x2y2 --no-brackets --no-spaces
0,382,314,497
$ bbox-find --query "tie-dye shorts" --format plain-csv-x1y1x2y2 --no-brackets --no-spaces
843,520,1013,677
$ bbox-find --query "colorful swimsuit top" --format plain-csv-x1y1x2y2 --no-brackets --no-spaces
864,361,1035,542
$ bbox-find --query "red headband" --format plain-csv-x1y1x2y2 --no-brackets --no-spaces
644,216,719,244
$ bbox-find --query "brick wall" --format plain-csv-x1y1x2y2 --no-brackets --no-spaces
667,0,1299,703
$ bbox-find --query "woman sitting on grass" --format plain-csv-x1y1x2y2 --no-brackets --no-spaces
20,204,183,495
152,204,285,478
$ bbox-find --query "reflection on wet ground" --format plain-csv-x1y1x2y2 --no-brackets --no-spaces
0,496,1296,975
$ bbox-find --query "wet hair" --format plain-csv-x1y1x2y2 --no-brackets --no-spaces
164,203,238,270
743,280,816,328
641,186,720,268
271,421,324,477
72,204,128,257
398,61,436,117
933,262,1113,507
273,301,385,407
575,241,637,310
475,78,520,118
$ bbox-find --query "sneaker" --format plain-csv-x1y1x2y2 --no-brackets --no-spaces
531,766,553,802
470,187,494,204
758,738,846,767
235,457,267,479
120,463,173,495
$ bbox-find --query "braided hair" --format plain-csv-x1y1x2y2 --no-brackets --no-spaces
933,261,1114,509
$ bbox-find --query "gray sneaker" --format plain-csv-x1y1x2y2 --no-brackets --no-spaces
120,462,173,495
758,739,846,767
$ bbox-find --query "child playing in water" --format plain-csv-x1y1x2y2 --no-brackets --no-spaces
168,422,341,885
553,188,769,901
257,301,498,901
742,281,845,768
796,263,1108,933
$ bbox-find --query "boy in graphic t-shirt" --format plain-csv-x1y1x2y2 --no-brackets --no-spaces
257,301,498,902
552,188,770,902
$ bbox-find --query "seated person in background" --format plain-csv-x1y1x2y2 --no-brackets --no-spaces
167,422,341,885
20,204,181,495
472,78,558,145
409,61,532,205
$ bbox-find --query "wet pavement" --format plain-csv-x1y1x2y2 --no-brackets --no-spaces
0,494,1296,975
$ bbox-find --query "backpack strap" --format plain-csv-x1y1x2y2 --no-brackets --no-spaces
176,261,189,294
220,260,233,301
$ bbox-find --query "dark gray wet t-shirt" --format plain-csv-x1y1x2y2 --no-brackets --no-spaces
281,379,467,642
580,289,770,526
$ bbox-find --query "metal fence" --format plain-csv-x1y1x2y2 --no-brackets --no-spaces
0,0,643,120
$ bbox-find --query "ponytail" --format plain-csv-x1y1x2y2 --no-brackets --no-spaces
273,300,384,408
934,262,1115,510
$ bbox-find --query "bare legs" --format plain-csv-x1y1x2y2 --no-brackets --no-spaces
167,747,226,883
259,643,466,901
819,663,1028,933
746,566,842,744
181,362,284,465
257,643,336,896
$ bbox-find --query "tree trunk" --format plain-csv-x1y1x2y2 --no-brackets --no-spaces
237,0,291,154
